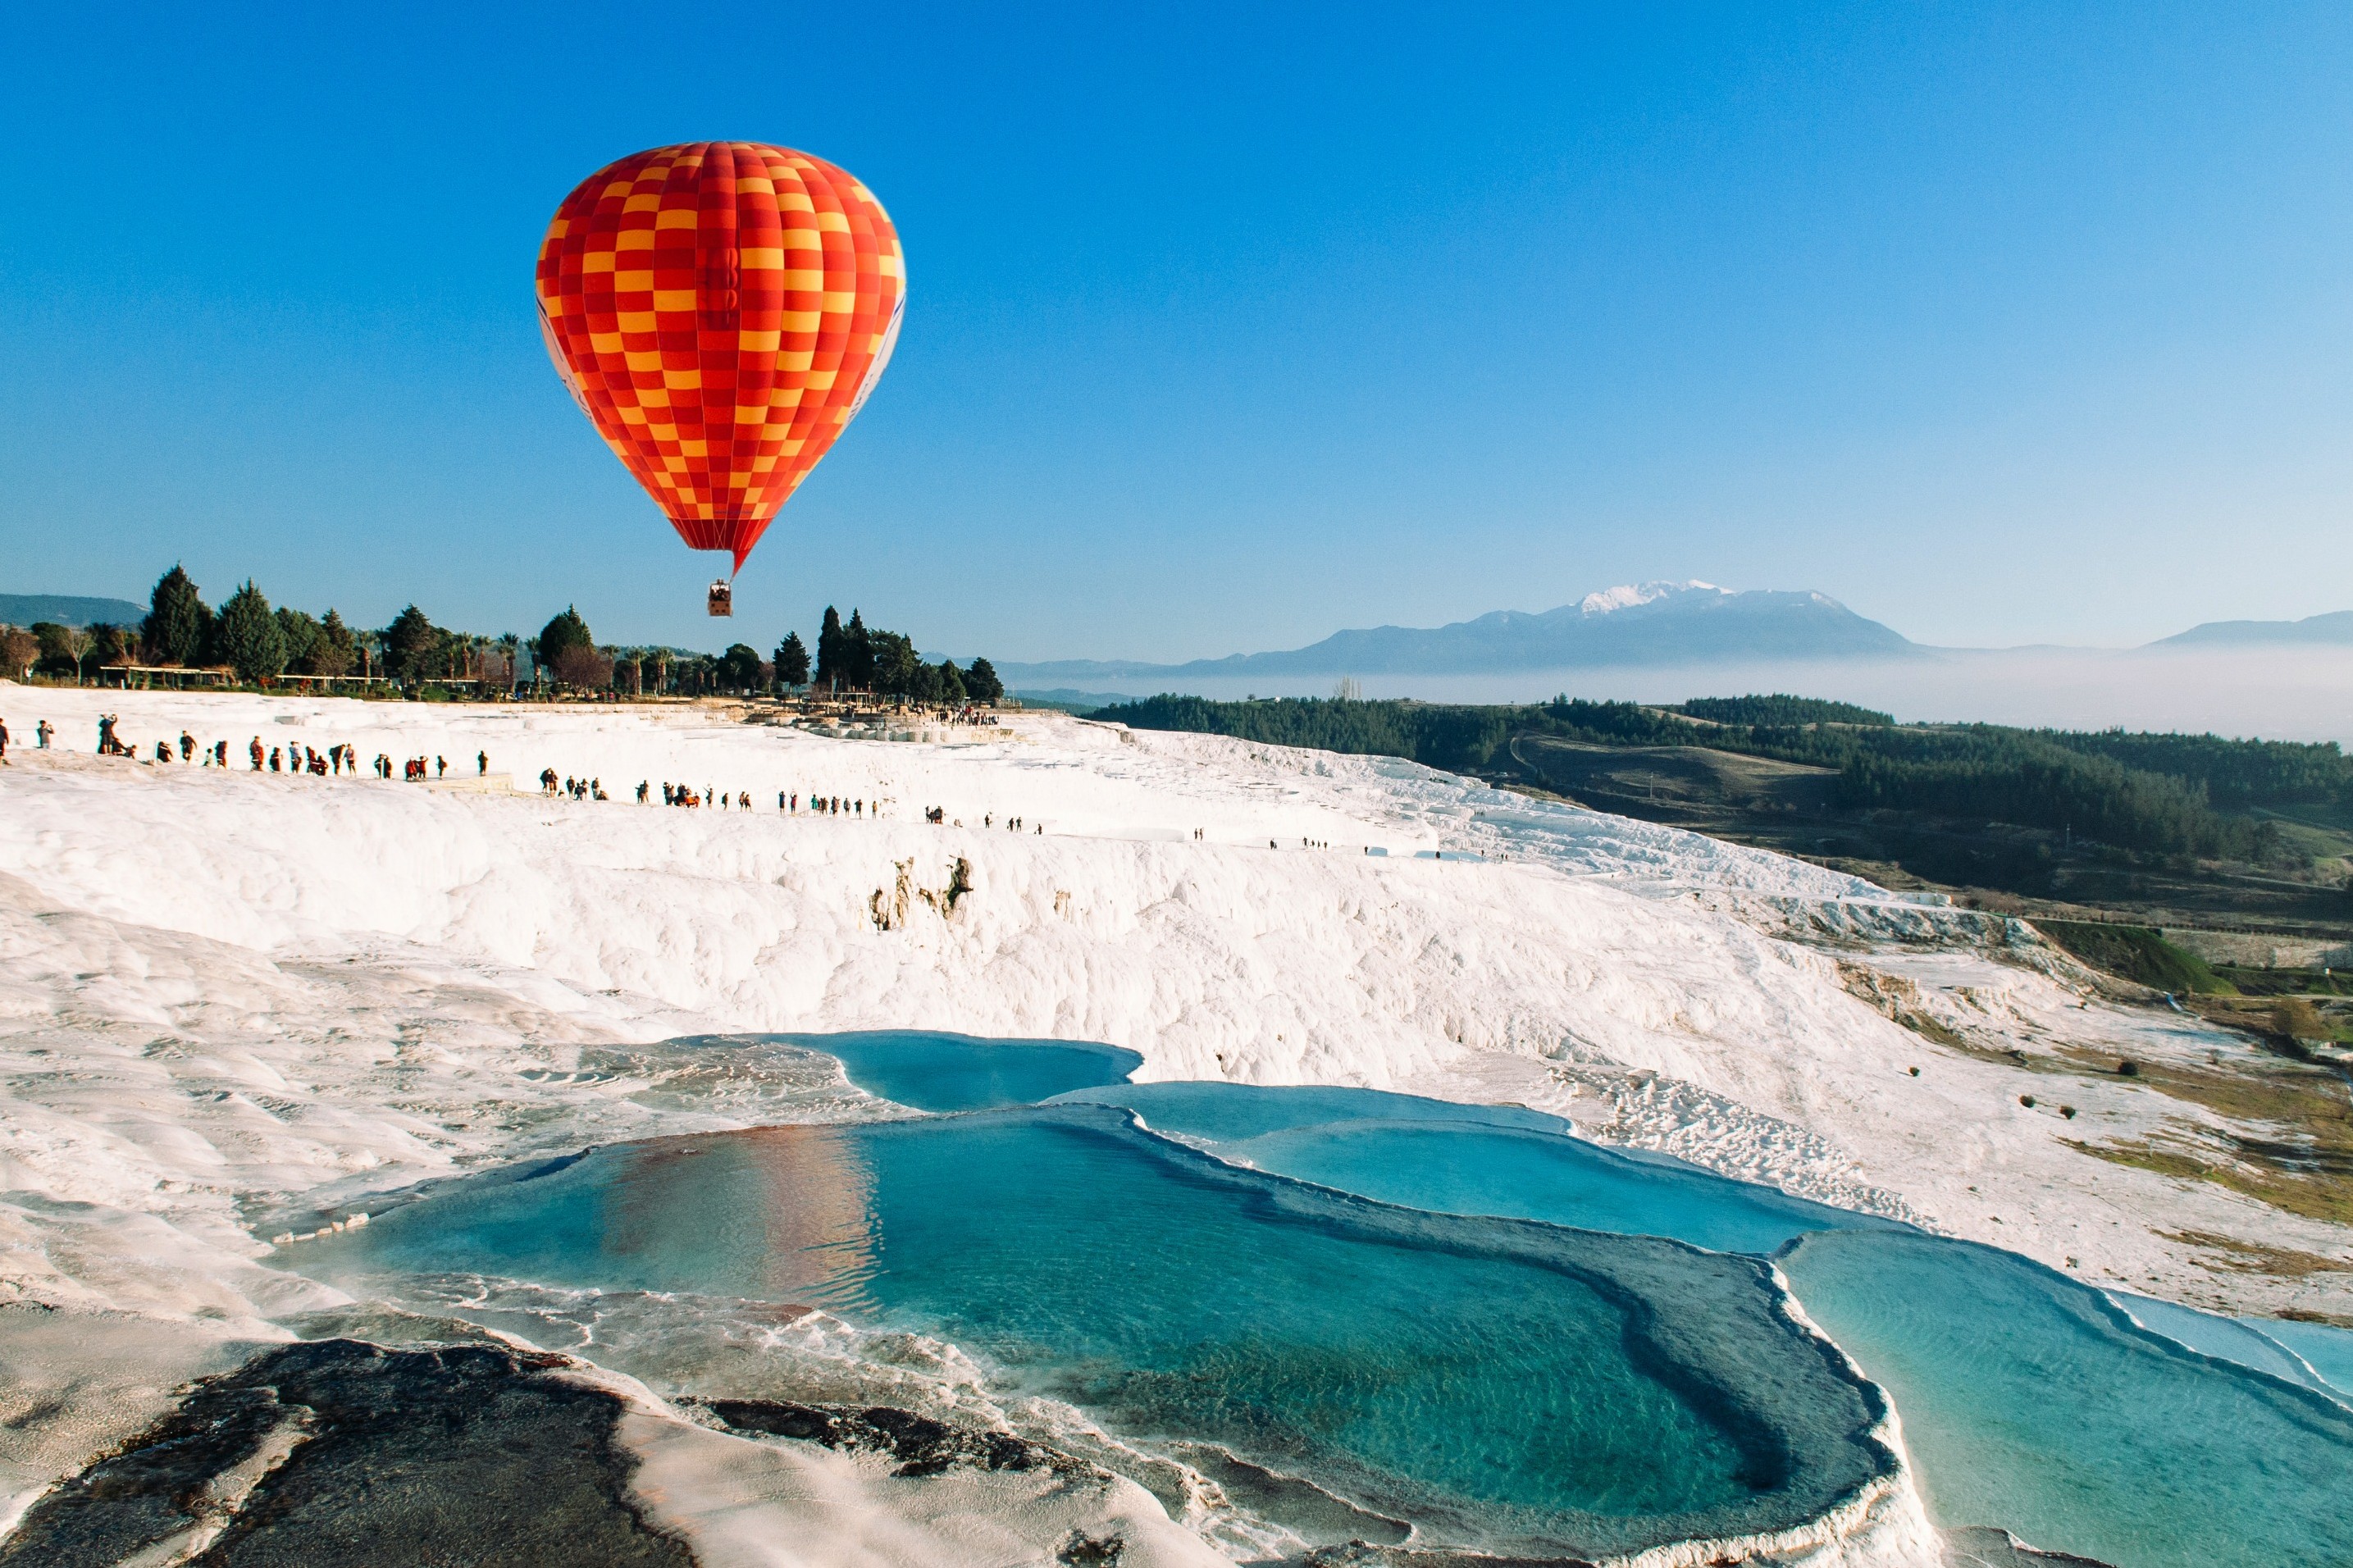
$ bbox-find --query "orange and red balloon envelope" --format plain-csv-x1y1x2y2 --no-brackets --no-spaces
536,142,905,572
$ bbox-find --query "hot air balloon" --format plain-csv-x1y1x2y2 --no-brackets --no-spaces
536,142,905,615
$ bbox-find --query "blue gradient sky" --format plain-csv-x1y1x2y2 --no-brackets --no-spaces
4,3,2351,661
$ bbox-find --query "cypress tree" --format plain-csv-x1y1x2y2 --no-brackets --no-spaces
142,563,209,666
843,609,873,691
814,605,845,689
216,581,287,683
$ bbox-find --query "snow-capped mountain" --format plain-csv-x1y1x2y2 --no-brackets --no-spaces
1000,582,1917,682
1576,579,1719,614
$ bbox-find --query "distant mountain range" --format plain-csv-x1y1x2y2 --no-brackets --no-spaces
11,581,2347,688
999,582,1918,686
993,585,2353,697
0,594,147,629
2151,610,2353,648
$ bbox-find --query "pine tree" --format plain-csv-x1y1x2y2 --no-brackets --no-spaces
538,606,594,668
312,610,356,677
718,643,764,691
142,563,209,666
814,605,845,690
30,623,76,678
385,604,442,685
964,657,1004,704
937,659,967,703
775,631,810,687
867,630,918,695
217,581,287,683
275,607,321,673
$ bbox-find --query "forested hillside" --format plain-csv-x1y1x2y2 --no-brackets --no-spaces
1094,695,2353,914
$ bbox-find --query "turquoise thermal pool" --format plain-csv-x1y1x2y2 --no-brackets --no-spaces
1051,1078,2353,1567
296,1032,2353,1566
301,1105,1898,1559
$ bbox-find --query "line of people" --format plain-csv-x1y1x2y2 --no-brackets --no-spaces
16,713,1036,844
254,740,356,776
614,784,903,818
51,717,498,785
1,716,1069,842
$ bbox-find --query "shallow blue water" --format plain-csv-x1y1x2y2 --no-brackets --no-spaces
794,1029,1140,1112
307,1105,1893,1557
1061,1083,2353,1565
2110,1291,2339,1398
302,1033,2353,1565
2261,1316,2353,1400
1057,1086,2353,1566
1056,1081,1897,1256
1778,1230,2353,1568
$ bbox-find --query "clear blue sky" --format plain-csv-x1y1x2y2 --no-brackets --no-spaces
4,2,2350,662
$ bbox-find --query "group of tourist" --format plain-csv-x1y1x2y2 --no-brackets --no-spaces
403,750,490,780
259,741,356,776
543,770,609,800
646,782,756,809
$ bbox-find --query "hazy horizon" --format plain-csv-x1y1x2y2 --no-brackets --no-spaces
1013,646,2353,747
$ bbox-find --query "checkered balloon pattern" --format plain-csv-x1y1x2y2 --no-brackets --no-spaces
536,143,905,571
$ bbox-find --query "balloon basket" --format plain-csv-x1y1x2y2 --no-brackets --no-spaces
707,579,733,618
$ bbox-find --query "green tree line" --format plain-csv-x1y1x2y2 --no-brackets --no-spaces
812,604,1001,704
1092,693,2335,861
18,565,1010,704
